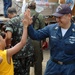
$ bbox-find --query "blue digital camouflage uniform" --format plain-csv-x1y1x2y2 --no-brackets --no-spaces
28,22,75,75
5,15,34,75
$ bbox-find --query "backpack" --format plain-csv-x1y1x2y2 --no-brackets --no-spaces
32,13,41,29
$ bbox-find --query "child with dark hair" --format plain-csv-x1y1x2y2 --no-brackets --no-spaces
0,17,28,75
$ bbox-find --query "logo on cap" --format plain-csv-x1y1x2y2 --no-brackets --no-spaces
56,6,62,12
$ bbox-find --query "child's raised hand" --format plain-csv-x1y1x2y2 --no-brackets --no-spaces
22,13,29,27
24,9,33,25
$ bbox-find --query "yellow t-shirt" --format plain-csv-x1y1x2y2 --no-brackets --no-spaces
0,50,14,75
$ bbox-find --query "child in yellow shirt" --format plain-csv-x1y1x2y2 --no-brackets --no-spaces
0,17,28,75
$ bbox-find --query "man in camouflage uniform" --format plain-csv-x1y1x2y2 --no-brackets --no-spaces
5,11,34,75
27,1,45,75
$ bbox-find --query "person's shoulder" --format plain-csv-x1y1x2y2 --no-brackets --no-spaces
36,13,43,20
47,23,59,30
7,15,21,24
71,23,75,33
48,23,58,27
12,15,20,20
72,22,75,27
5,16,20,28
38,13,43,16
38,13,43,17
7,16,19,23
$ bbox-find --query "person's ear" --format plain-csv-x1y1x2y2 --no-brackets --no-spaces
68,14,72,20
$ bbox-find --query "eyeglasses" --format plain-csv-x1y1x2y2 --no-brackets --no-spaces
0,32,6,39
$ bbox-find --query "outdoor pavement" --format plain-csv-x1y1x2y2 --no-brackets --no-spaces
30,49,50,75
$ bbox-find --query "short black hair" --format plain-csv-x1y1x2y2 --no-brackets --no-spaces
7,7,17,14
27,1,36,9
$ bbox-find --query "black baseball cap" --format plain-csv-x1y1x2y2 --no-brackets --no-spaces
52,4,72,17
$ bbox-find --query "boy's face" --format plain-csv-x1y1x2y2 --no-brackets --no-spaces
8,13,13,19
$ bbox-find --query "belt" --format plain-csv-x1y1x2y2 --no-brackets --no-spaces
51,59,75,65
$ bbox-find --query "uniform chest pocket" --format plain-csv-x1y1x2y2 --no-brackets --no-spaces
65,39,75,55
50,37,59,48
65,38,75,46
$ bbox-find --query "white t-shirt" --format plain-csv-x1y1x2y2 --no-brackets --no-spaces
61,28,68,37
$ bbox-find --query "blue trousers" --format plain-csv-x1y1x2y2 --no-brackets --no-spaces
44,59,75,75
3,0,12,17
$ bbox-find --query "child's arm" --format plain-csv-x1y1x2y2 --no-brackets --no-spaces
7,18,28,57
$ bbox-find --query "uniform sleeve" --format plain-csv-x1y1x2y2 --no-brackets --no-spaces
28,25,49,40
5,16,21,33
6,27,13,33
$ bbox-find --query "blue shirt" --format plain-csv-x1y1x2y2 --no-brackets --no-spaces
28,23,75,62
